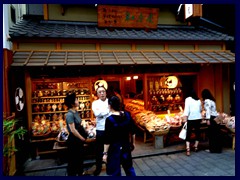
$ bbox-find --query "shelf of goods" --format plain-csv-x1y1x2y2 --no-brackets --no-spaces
147,76,184,113
125,99,184,148
30,80,95,157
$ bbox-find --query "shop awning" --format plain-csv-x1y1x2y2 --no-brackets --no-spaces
11,50,235,66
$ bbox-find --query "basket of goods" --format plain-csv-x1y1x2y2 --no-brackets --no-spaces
56,128,69,145
152,124,170,136
84,120,96,140
225,116,235,133
134,111,155,127
168,115,182,129
214,112,230,125
145,116,170,136
32,120,51,139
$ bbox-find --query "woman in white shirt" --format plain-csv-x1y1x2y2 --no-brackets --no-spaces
201,89,222,153
183,89,202,156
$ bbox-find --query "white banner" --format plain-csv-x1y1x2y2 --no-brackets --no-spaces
185,4,193,19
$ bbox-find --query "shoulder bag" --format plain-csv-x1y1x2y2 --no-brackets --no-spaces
179,122,187,140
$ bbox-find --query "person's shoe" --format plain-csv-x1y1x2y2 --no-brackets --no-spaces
205,149,210,153
93,168,101,176
194,146,198,152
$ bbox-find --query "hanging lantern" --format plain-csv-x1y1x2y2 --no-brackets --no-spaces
164,76,178,89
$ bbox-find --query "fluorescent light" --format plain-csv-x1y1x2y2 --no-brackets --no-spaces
126,77,131,80
133,76,138,79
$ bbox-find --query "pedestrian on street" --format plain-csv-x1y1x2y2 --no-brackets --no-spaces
183,89,202,156
201,89,222,153
102,96,136,176
64,92,88,176
92,80,110,176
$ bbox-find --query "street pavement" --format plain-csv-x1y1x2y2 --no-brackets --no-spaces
24,148,235,176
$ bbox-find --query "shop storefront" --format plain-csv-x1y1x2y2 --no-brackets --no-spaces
3,4,235,171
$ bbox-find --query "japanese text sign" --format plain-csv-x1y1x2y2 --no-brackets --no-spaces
98,5,159,29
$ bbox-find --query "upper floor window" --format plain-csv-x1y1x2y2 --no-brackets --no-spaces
11,5,16,24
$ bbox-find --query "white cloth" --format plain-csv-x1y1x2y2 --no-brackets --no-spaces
203,99,218,119
183,97,202,120
92,98,110,131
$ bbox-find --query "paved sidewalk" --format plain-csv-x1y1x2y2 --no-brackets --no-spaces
24,148,235,176
132,148,235,176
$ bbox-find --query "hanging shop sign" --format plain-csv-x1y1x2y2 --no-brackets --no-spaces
97,5,159,29
160,76,181,89
185,4,193,19
185,4,202,20
15,87,25,111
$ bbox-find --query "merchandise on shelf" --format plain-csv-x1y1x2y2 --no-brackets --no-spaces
31,120,51,137
30,81,93,138
214,112,235,133
147,76,184,113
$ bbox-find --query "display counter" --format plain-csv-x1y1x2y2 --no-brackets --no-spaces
125,98,184,148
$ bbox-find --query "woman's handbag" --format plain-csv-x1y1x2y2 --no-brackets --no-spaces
179,122,187,140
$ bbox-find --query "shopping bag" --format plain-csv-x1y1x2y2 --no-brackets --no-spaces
179,122,187,140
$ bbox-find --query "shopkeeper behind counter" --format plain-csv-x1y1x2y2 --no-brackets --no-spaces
92,80,110,176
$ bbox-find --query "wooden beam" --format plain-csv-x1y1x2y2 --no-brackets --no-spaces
44,51,51,66
23,51,34,66
113,52,121,64
166,51,182,63
3,49,12,114
191,51,209,63
203,51,222,63
140,51,153,64
82,52,85,65
214,51,235,62
127,52,137,64
64,51,68,65
153,51,168,64
179,51,195,63
43,4,48,20
98,52,103,65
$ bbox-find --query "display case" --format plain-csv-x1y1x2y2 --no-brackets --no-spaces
147,75,184,114
29,79,94,158
31,82,92,124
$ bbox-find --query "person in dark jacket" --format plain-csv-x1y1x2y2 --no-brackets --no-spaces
102,96,136,176
202,89,222,153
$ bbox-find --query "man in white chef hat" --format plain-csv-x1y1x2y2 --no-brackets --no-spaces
92,79,110,176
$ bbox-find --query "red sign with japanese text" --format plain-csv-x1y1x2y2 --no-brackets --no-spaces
98,5,159,29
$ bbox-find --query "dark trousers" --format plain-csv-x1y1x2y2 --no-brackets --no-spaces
186,119,201,141
66,135,84,176
95,130,105,170
208,116,222,153
107,143,136,176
